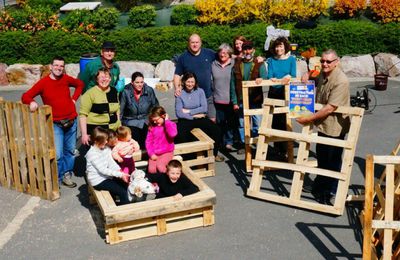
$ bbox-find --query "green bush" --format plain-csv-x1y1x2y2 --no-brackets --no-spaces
128,5,156,28
0,21,399,65
113,0,138,12
171,5,197,25
61,9,92,30
26,0,63,11
91,7,120,30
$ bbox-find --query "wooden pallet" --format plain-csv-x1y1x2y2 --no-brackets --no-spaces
132,128,215,178
363,146,400,259
241,79,294,172
0,100,59,200
88,164,216,244
247,98,364,215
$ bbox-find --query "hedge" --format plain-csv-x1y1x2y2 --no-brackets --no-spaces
0,20,398,65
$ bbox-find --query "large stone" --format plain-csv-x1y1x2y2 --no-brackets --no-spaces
340,55,375,77
296,59,308,79
65,63,80,78
0,63,9,85
6,64,42,85
155,60,175,81
374,53,400,77
117,61,155,79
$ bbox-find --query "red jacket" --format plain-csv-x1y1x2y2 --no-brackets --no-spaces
21,74,83,121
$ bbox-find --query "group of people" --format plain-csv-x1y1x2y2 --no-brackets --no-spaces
21,33,350,206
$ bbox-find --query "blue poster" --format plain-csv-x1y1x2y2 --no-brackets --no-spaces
289,81,315,118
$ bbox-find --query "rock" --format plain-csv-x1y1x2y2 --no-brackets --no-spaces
65,63,80,78
155,60,175,81
0,63,9,85
296,59,308,79
374,53,400,77
6,64,43,85
117,61,155,79
308,56,321,71
340,55,375,77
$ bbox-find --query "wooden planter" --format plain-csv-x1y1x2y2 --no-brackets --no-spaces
88,165,216,244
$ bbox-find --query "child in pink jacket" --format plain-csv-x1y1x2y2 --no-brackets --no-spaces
145,106,177,174
112,126,140,175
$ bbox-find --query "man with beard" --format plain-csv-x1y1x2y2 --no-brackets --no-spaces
22,56,84,188
230,41,267,154
80,41,120,93
173,34,217,121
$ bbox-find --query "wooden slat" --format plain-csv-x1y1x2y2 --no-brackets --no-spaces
39,107,53,200
22,104,38,196
0,101,10,187
383,164,394,259
363,155,374,260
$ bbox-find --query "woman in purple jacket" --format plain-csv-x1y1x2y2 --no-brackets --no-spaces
175,72,224,162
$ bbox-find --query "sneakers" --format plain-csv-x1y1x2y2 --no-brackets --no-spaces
62,172,77,188
237,148,245,155
215,155,225,162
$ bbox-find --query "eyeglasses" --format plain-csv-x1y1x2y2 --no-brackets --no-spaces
320,59,337,64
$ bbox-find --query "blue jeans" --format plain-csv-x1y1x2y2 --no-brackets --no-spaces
238,104,262,144
215,103,235,146
53,119,77,182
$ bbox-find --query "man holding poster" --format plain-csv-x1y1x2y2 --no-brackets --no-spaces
296,49,350,205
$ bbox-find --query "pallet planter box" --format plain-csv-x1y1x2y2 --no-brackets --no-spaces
0,99,59,200
88,164,216,244
133,128,215,178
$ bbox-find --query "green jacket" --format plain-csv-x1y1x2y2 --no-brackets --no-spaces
79,57,120,93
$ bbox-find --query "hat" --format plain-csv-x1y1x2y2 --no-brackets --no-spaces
101,41,116,50
242,41,254,50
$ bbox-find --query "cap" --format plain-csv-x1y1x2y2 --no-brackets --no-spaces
101,41,116,50
242,41,254,50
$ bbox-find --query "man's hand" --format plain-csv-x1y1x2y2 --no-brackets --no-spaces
81,134,90,146
29,101,39,112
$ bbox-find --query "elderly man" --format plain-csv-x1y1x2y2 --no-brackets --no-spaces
297,49,350,205
174,34,217,120
22,56,84,188
79,41,120,93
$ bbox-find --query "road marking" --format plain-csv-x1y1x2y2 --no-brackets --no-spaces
0,196,40,250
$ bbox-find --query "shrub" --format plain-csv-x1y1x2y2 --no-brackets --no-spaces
0,31,32,64
25,0,63,11
195,0,237,24
113,0,138,12
91,7,120,30
61,9,92,30
128,5,156,28
333,0,367,17
171,4,197,25
370,0,400,23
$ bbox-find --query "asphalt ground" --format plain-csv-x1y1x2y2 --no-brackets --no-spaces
0,78,399,259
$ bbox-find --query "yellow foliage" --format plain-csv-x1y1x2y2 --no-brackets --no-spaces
370,0,400,23
333,0,367,17
267,0,328,24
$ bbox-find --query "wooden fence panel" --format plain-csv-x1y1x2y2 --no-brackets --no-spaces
0,100,59,200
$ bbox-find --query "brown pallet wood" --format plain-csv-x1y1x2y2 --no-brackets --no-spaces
247,98,364,215
0,100,59,200
363,154,400,260
88,164,216,244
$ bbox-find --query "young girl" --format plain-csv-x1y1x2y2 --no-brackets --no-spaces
107,129,118,149
86,127,130,205
112,126,140,174
145,106,177,174
147,160,199,200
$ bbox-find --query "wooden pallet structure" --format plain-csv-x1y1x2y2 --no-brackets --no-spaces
88,164,216,244
362,142,400,259
0,99,59,200
242,80,294,172
132,128,215,178
247,97,364,215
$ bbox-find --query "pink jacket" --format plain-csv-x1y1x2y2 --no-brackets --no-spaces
145,120,177,157
112,139,140,162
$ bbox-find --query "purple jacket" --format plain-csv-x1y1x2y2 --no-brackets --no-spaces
145,120,177,156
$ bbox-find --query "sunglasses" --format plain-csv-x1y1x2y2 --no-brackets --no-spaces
320,59,337,64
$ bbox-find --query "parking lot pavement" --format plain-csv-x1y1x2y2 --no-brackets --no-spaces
0,79,399,259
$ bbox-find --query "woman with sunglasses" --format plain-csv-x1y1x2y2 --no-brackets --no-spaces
266,37,297,159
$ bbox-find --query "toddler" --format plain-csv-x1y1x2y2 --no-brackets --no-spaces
145,106,177,174
112,126,140,175
147,160,199,200
86,127,130,205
